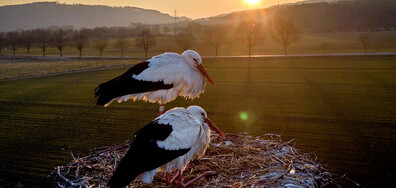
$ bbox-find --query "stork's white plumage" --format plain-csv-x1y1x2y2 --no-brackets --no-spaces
107,106,225,188
94,50,215,113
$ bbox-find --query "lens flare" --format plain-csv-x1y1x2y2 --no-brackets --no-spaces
245,0,260,5
239,112,249,121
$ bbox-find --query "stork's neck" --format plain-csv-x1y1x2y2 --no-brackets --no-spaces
193,123,211,159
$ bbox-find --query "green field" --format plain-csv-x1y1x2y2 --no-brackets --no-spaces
6,31,396,57
0,59,143,80
0,56,395,187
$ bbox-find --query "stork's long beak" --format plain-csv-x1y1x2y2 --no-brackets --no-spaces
204,117,225,139
197,64,216,88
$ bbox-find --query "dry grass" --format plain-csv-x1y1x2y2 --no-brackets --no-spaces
50,133,335,187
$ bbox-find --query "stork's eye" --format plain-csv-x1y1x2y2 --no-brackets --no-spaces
201,112,205,117
193,59,198,63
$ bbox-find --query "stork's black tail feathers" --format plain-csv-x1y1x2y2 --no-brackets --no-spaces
107,139,148,188
94,61,173,106
107,121,190,188
107,154,141,188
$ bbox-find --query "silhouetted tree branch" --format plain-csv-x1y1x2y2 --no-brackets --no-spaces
204,25,226,56
358,33,370,54
135,28,156,57
72,31,89,57
21,30,35,56
94,38,107,57
114,28,130,57
271,18,301,56
6,31,20,56
236,21,265,57
53,28,69,57
175,26,195,51
0,33,4,55
35,28,50,56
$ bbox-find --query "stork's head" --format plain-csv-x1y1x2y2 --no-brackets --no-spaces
187,105,225,138
182,50,216,88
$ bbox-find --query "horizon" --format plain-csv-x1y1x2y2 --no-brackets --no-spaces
0,0,301,19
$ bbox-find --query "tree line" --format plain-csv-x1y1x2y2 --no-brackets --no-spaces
0,18,373,57
0,26,151,57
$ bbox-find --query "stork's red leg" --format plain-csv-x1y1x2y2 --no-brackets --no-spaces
177,170,217,188
165,171,178,185
158,103,165,116
178,170,184,187
170,172,178,183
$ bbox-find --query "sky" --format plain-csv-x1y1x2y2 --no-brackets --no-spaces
0,0,300,19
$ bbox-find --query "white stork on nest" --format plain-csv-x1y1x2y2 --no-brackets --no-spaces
94,50,216,115
107,106,225,188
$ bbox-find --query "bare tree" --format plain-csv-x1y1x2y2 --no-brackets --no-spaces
21,30,35,56
72,31,89,57
53,28,69,57
136,28,156,57
94,38,108,57
358,33,370,54
236,21,264,57
0,33,4,55
35,28,50,56
271,18,301,56
115,39,128,57
204,25,226,56
321,42,330,55
6,31,20,56
114,28,130,57
175,27,195,51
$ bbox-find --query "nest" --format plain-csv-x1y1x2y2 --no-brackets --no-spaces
50,133,336,187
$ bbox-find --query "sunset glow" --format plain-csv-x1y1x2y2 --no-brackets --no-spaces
0,0,301,18
245,0,260,5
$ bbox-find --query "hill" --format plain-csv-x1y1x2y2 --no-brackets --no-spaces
196,0,396,33
0,2,190,32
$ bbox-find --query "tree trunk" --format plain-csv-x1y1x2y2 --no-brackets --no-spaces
215,48,218,57
42,44,46,56
284,46,287,56
145,50,148,57
60,50,63,57
364,46,367,54
100,50,103,57
248,46,251,57
79,50,82,57
27,47,30,56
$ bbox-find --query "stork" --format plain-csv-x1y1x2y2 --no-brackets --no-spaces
94,50,216,115
107,106,225,188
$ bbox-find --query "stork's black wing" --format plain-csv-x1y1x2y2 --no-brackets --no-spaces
94,61,174,106
107,120,190,188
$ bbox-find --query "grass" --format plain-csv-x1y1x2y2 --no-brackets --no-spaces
0,59,143,80
0,56,395,187
5,31,396,57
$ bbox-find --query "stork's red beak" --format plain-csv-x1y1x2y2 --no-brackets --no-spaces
197,64,216,88
204,117,225,139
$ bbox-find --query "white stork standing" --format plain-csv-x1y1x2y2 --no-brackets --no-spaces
94,50,216,115
107,106,225,188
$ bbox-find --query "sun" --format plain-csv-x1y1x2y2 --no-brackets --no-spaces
245,0,260,5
